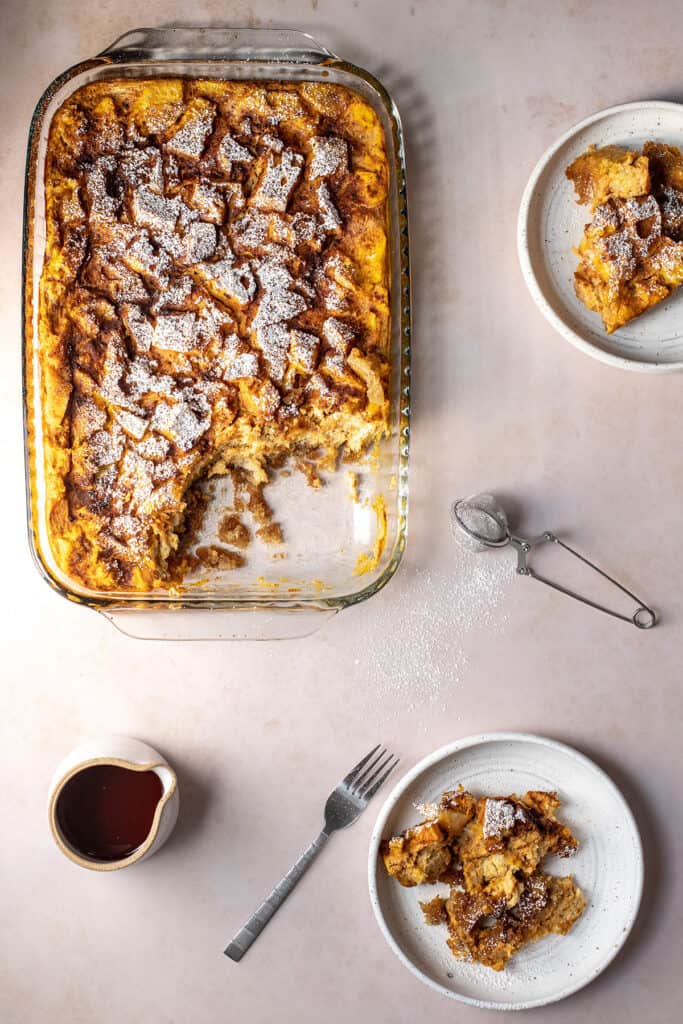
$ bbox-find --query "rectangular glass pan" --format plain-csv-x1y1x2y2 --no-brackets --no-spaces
23,28,410,639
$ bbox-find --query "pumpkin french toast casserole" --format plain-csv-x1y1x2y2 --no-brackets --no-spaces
566,141,683,333
38,79,390,591
381,788,585,971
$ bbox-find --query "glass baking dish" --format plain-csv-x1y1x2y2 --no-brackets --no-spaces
23,27,410,639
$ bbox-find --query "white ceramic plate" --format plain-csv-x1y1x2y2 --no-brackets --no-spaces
518,101,683,371
368,732,643,1011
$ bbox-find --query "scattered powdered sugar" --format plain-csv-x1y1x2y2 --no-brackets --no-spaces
89,427,123,468
113,408,148,440
110,263,149,303
355,555,514,722
261,132,284,154
217,131,255,171
151,385,212,451
659,184,683,237
120,304,151,352
199,254,256,306
230,210,271,250
442,956,528,995
166,103,215,159
98,334,143,413
249,253,310,382
122,232,171,286
255,256,294,290
414,801,441,819
83,158,118,220
316,182,342,232
602,230,637,282
59,91,375,545
310,135,348,179
323,317,355,353
305,372,334,403
650,238,683,273
320,284,349,314
319,350,346,377
131,185,181,232
136,434,170,460
291,212,320,245
116,449,154,512
623,193,660,223
250,149,304,212
222,350,260,381
593,194,664,291
253,323,291,383
186,182,225,223
289,329,318,372
152,312,197,352
591,202,619,231
182,221,217,263
117,146,164,192
252,282,307,328
126,355,175,398
150,275,193,314
483,798,527,839
108,514,146,553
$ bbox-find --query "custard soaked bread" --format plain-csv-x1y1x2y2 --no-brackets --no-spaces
381,790,477,886
567,141,683,333
381,788,584,971
39,79,390,591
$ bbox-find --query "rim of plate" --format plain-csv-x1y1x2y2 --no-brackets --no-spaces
367,731,644,1011
517,99,683,373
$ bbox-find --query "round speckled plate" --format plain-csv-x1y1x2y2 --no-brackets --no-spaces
368,733,643,1011
518,101,683,371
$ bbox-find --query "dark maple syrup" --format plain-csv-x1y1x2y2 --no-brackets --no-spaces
56,764,163,861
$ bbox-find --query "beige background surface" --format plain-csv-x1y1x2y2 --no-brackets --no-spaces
1,0,681,1020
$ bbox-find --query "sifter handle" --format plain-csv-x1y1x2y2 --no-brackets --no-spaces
511,532,657,629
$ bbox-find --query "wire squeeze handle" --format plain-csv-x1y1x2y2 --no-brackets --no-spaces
513,532,657,629
224,830,329,962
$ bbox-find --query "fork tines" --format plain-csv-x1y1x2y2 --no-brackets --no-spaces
345,745,399,802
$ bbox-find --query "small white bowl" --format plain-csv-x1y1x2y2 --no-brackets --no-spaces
368,732,643,1011
518,100,683,372
48,736,179,871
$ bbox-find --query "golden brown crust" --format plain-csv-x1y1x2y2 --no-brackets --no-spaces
445,872,585,971
38,78,390,591
380,790,477,887
381,787,584,971
566,142,683,333
381,820,454,888
566,144,650,211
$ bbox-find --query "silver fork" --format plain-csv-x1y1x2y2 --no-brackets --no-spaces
224,744,399,961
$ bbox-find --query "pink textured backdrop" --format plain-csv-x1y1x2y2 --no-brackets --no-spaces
1,2,680,1021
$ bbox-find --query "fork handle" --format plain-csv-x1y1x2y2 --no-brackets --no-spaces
224,830,329,961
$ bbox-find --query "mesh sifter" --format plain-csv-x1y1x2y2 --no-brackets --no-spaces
451,494,656,629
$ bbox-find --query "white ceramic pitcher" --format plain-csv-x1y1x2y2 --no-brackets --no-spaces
48,736,179,871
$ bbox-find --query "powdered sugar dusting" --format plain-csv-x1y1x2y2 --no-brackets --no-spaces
356,554,514,722
250,149,304,212
659,184,683,238
253,323,291,383
415,801,441,819
317,183,342,232
166,103,215,158
310,136,348,178
483,798,527,838
40,80,386,585
217,131,254,171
